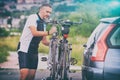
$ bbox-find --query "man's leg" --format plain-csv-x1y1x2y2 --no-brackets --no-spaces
19,68,29,80
18,51,38,80
18,52,30,80
26,53,38,80
27,69,36,80
20,69,36,80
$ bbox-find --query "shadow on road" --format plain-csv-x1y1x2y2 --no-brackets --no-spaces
0,68,82,80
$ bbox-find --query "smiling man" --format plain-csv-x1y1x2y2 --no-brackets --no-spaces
17,4,57,80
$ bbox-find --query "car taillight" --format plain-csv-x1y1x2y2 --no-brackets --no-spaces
91,24,116,61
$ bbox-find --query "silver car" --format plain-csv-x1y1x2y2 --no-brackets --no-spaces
82,17,120,80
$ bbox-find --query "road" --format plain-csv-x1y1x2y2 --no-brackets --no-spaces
0,69,82,80
0,52,82,80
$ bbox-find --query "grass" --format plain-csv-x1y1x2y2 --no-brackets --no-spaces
0,36,20,63
0,41,9,63
0,35,88,65
0,36,20,51
68,36,88,65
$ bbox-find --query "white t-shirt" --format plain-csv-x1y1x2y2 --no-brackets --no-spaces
18,14,46,53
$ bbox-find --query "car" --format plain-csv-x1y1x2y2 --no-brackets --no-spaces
82,17,120,80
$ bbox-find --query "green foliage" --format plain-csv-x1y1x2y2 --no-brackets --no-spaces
54,3,76,12
8,1,120,37
0,45,9,63
38,43,49,54
0,28,10,37
0,8,11,18
53,1,120,37
11,10,22,18
0,36,20,51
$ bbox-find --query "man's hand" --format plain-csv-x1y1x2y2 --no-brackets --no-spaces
49,26,57,35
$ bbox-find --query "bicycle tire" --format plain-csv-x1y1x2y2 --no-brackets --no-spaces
49,39,58,80
63,43,69,80
58,42,69,80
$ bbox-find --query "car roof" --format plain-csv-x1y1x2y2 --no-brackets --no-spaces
100,17,120,24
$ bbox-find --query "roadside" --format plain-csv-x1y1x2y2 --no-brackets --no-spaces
0,51,81,70
0,51,82,80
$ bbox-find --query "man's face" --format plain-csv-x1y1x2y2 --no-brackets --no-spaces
40,6,52,20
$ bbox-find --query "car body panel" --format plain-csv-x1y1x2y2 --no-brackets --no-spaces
104,49,120,80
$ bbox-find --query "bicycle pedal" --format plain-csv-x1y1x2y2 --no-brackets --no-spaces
47,67,52,70
41,57,48,61
70,58,78,65
41,77,52,80
69,70,76,73
70,77,72,80
41,78,46,80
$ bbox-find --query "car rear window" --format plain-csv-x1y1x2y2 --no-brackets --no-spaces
108,24,120,48
86,22,109,48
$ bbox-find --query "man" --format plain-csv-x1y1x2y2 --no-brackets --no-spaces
17,4,56,80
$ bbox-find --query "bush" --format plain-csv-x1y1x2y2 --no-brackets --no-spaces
0,28,10,37
0,45,9,63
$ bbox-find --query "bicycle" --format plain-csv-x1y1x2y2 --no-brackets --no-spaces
42,19,82,80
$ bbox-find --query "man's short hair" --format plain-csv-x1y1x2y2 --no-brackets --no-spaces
39,3,52,9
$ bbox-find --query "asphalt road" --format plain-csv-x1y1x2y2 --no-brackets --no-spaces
0,69,82,80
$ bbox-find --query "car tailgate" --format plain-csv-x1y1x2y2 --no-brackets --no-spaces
104,49,120,80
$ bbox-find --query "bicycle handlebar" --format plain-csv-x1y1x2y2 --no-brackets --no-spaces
46,19,82,36
46,19,82,26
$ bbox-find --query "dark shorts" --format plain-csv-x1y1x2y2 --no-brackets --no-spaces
18,51,38,69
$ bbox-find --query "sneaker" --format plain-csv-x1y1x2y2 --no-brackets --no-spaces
47,64,52,70
46,77,52,80
41,78,46,80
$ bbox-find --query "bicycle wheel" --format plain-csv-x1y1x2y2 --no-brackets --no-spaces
49,40,58,80
63,43,69,80
57,43,69,80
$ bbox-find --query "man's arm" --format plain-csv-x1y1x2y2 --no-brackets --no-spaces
29,26,57,37
29,26,48,36
41,36,49,46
